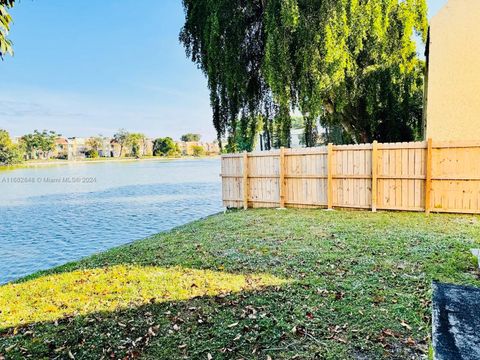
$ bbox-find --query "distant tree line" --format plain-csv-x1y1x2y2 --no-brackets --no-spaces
0,129,58,165
0,129,213,165
21,130,59,160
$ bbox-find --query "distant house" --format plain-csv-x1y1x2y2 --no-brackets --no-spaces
54,137,69,159
96,138,110,158
176,141,220,156
110,139,122,158
68,138,87,160
425,0,480,141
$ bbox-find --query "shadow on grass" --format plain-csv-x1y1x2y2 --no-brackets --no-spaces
0,265,287,330
0,266,423,360
0,285,304,360
0,265,293,359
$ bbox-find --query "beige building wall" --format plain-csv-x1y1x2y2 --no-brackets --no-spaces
426,0,480,141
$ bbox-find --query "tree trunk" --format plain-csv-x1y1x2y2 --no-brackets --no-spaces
339,118,359,144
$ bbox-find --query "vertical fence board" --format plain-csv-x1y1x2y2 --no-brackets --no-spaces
372,141,378,212
279,147,285,208
327,144,333,209
425,139,433,214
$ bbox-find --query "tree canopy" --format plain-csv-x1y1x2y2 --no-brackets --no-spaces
113,129,130,157
127,133,147,157
0,0,14,58
153,137,180,157
0,129,23,165
181,133,201,142
21,130,58,160
180,0,428,151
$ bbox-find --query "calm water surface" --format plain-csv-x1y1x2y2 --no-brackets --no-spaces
0,159,222,284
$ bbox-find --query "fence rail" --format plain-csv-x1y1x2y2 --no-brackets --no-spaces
221,139,480,214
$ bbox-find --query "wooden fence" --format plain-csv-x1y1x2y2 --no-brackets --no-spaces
221,140,480,214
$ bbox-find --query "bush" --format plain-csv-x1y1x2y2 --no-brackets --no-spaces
56,152,69,160
153,137,180,157
0,130,24,165
192,145,205,157
85,149,99,159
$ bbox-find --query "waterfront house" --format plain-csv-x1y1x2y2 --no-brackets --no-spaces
109,139,122,157
95,137,113,158
67,137,88,160
54,137,69,159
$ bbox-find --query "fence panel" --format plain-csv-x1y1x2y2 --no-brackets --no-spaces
221,140,480,215
377,142,426,211
333,144,372,209
284,148,328,208
430,141,480,213
248,151,280,208
221,154,244,208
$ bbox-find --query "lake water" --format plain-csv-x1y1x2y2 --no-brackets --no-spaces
0,158,222,284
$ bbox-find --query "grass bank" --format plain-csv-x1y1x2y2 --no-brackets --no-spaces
1,209,479,359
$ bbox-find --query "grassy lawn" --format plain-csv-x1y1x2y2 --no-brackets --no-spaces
1,209,479,359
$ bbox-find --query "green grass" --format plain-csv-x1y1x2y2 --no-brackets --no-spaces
1,209,479,359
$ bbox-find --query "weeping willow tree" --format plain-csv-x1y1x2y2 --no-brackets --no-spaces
0,0,14,58
181,0,428,151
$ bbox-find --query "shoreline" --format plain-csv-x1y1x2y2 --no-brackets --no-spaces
0,155,220,170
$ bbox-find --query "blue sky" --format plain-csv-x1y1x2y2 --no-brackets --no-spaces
1,0,448,140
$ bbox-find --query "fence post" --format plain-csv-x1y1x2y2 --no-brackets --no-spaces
327,143,334,210
372,141,378,212
243,151,249,210
279,147,286,208
425,138,433,214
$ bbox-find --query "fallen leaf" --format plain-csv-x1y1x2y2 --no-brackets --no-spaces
227,322,238,328
382,329,395,337
405,337,416,346
148,327,157,337
401,321,412,331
